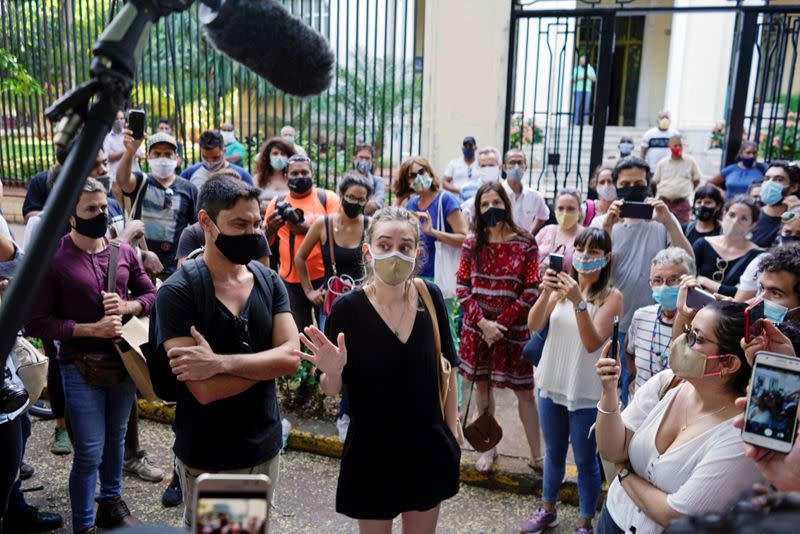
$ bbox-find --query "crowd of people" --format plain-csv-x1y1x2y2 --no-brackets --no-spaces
0,107,800,534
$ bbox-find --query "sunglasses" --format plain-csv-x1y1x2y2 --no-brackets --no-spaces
682,325,719,348
233,316,251,351
712,257,728,283
408,168,429,179
163,188,174,210
782,210,799,223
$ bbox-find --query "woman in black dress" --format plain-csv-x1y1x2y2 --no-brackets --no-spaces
296,207,461,533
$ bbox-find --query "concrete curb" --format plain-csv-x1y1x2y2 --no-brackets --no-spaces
138,400,605,506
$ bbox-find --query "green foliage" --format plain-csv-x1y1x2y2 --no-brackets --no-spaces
0,49,42,96
2,136,54,183
709,121,725,149
509,113,544,147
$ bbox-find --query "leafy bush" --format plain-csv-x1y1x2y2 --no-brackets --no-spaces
709,121,725,149
509,114,543,147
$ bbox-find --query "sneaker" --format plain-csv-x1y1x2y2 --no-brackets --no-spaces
123,455,165,482
336,414,350,443
521,507,559,533
4,504,63,533
161,472,183,507
575,527,594,534
95,496,139,529
49,427,71,455
19,462,34,480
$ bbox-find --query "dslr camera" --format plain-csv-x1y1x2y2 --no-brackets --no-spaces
1,368,28,415
275,201,305,225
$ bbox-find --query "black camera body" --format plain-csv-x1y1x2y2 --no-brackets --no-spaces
275,201,304,225
1,369,28,415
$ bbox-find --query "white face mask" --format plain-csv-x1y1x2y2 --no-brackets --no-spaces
597,183,617,201
149,157,175,179
221,131,235,144
479,165,501,183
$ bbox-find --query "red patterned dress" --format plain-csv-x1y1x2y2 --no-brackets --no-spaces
457,233,541,389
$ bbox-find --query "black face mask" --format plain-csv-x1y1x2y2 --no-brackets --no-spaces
73,212,108,239
616,185,648,202
480,207,507,228
342,199,364,219
694,205,717,222
288,177,313,194
779,234,798,245
213,223,262,265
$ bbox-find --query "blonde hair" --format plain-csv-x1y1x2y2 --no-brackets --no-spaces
362,207,424,286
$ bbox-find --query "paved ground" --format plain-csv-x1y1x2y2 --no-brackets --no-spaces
21,416,584,534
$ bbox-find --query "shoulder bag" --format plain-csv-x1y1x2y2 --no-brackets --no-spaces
433,193,461,300
414,279,464,445
9,336,48,405
322,215,356,316
461,351,503,453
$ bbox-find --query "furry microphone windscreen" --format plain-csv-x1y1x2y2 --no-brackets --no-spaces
201,0,335,97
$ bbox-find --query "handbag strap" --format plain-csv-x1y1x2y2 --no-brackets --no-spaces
107,241,120,293
436,192,445,232
413,278,441,356
326,215,337,276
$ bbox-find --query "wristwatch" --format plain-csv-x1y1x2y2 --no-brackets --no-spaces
574,300,588,313
617,467,631,483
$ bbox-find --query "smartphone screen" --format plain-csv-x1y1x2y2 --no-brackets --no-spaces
743,354,800,453
194,475,270,534
128,109,145,140
619,201,654,219
745,300,766,343
548,253,564,273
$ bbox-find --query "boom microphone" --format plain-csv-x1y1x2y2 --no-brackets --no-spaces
199,0,335,97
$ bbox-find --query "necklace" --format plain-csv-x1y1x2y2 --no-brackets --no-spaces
681,403,728,432
368,284,415,337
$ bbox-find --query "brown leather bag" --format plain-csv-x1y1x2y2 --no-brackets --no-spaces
461,355,503,453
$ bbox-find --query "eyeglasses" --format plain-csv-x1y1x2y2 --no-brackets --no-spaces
233,316,251,351
682,325,719,348
712,257,728,283
344,194,368,205
408,168,428,179
163,188,174,210
649,276,681,286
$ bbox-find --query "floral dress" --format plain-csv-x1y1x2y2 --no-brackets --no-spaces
456,233,541,389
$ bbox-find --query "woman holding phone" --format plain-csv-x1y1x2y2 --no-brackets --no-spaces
535,188,585,276
523,227,623,534
295,207,460,534
593,300,763,534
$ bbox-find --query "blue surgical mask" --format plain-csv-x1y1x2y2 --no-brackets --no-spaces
652,285,680,311
763,298,789,323
202,158,224,172
760,180,786,207
284,135,295,144
270,156,288,170
618,142,635,156
571,253,607,274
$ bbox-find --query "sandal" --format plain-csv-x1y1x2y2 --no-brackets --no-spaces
528,455,545,473
475,448,498,473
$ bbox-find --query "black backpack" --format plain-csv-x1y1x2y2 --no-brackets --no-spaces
143,257,277,402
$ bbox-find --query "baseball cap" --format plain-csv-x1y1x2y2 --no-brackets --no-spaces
463,136,477,147
147,132,178,151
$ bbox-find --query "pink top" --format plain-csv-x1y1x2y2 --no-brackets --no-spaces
535,224,581,275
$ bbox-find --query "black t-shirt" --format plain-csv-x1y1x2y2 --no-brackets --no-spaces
124,172,198,273
176,222,270,262
22,171,50,216
751,213,782,248
682,221,721,246
154,263,291,471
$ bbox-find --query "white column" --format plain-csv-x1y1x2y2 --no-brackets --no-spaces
421,0,512,175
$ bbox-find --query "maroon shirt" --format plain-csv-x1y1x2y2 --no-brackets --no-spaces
26,235,156,362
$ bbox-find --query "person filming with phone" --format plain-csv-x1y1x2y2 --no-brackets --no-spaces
523,227,623,534
593,300,763,534
592,157,693,403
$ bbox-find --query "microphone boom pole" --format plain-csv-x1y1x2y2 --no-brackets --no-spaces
0,0,189,368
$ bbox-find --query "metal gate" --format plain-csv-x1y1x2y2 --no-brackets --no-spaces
504,0,800,200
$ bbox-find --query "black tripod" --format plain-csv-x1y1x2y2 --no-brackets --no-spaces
0,0,197,371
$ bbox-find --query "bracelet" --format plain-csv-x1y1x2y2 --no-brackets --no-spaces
596,401,622,415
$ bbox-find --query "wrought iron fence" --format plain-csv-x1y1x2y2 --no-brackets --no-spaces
0,0,424,193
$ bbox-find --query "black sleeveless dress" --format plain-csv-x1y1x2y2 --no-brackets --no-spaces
324,282,461,519
321,215,368,285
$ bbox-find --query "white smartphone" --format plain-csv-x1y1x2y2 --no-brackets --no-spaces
742,351,800,454
193,474,271,534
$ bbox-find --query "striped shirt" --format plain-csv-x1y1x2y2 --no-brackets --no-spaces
626,304,675,394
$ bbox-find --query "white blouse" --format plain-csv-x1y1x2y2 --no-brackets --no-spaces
605,370,764,534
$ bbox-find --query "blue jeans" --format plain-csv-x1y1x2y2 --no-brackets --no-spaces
537,392,601,519
61,363,136,530
573,90,592,125
596,504,624,534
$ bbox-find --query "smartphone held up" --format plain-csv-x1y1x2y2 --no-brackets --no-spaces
742,352,800,454
194,474,271,534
